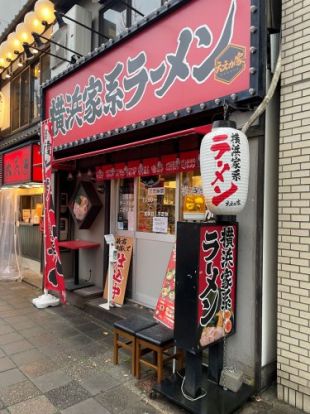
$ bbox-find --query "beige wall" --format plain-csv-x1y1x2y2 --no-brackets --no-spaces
278,1,310,411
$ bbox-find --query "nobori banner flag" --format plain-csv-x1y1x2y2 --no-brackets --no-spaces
41,120,66,303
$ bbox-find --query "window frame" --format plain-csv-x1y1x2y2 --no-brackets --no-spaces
9,54,48,133
98,0,165,46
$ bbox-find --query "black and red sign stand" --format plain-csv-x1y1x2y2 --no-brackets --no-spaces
153,221,254,414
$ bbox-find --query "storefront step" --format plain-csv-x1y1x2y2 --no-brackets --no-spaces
83,297,154,327
65,287,103,310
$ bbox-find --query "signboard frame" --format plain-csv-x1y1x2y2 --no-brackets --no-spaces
42,0,265,153
2,143,42,185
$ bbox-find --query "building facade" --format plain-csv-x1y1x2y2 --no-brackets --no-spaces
277,0,310,411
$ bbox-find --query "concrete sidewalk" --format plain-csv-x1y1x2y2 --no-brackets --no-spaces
0,281,304,414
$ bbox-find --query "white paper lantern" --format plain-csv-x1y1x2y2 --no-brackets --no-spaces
200,120,249,215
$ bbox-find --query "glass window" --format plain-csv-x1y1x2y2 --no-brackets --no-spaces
11,76,20,131
180,171,206,221
20,69,30,127
137,175,176,234
117,178,134,231
31,62,40,119
40,54,50,84
99,0,163,42
131,0,163,24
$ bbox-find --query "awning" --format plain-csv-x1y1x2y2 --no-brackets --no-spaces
52,125,211,169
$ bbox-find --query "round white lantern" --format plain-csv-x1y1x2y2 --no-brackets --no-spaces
200,120,249,215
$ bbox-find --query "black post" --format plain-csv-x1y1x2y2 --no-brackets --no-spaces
183,351,203,398
208,341,224,384
74,250,79,286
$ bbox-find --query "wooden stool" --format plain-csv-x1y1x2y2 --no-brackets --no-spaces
113,316,156,376
135,324,183,384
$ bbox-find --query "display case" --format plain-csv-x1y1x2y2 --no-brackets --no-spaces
137,175,176,234
117,179,134,231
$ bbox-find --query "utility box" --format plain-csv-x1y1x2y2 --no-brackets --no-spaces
51,4,92,76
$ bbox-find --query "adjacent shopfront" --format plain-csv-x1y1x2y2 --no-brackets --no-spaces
0,141,43,277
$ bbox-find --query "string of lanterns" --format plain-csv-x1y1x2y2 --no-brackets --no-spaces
0,0,55,74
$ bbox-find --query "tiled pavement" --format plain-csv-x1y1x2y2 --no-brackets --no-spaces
0,281,305,414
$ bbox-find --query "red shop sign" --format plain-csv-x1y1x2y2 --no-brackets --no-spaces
44,0,253,148
3,144,42,185
198,223,237,348
162,154,180,174
179,151,199,172
96,151,200,181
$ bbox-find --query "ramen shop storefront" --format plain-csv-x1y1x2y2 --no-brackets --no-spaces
42,0,267,383
94,127,211,307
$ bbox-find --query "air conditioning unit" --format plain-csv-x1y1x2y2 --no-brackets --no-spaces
51,5,92,76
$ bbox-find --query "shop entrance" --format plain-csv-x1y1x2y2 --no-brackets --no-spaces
110,169,205,308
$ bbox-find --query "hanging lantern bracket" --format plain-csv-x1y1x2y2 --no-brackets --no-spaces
223,100,229,121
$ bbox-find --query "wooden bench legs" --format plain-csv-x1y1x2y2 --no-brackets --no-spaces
135,338,183,384
113,327,136,376
113,326,184,383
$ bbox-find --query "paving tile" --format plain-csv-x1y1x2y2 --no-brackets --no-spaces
0,368,27,388
46,381,91,410
60,398,111,414
28,333,62,348
0,379,41,406
32,369,72,393
7,395,57,414
62,334,93,349
0,326,14,336
1,339,34,355
10,348,47,366
19,358,60,379
0,333,24,346
120,404,159,414
79,371,120,396
96,385,148,414
19,326,47,339
0,357,15,372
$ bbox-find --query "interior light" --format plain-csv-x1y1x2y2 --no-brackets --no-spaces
16,22,34,45
7,32,24,54
34,0,56,25
24,11,45,35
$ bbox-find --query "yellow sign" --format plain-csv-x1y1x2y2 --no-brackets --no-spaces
104,236,133,306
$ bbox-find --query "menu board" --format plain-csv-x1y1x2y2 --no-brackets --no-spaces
103,236,133,306
154,246,176,329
